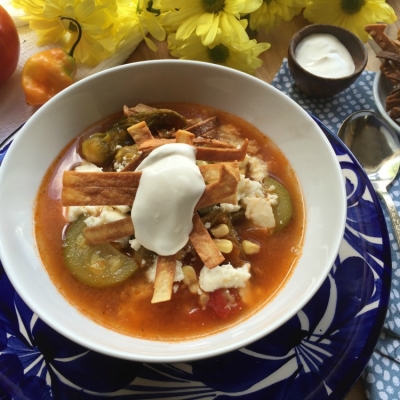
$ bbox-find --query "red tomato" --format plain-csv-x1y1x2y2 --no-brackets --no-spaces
0,5,20,85
207,288,242,319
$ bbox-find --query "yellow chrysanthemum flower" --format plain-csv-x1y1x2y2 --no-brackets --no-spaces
249,0,307,33
136,0,166,50
303,0,397,43
12,0,117,65
168,31,270,74
160,0,263,46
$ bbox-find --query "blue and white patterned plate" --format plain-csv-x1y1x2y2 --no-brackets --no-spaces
0,118,391,399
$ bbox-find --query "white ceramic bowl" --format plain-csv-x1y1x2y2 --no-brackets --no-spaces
373,70,400,134
0,60,346,363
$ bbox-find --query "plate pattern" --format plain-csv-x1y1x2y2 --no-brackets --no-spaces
0,121,391,399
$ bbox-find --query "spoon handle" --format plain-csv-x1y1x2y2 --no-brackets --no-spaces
376,187,400,246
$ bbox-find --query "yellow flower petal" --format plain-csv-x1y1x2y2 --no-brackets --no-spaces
160,0,252,45
196,12,220,46
249,0,306,32
303,0,397,43
167,31,270,75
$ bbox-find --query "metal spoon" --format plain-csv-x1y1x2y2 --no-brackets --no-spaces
338,110,400,245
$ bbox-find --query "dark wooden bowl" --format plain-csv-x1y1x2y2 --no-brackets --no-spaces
287,24,368,98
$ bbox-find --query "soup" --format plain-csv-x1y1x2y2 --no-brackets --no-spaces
34,102,305,341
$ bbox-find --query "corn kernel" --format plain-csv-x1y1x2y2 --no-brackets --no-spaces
199,292,210,307
189,283,199,295
108,256,123,272
182,265,197,285
210,223,229,238
213,239,233,253
89,259,106,275
242,240,261,255
182,265,200,295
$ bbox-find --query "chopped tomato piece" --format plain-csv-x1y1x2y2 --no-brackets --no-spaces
207,288,242,318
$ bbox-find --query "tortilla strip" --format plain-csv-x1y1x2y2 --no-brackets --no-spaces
200,162,239,183
391,107,400,122
139,137,236,149
196,164,239,210
63,171,141,187
186,116,218,136
152,255,177,303
63,165,235,189
196,139,248,162
138,137,235,151
175,129,195,144
61,163,239,206
377,50,400,66
62,186,137,206
386,96,400,111
139,138,173,152
189,213,225,269
62,162,240,206
83,217,134,245
138,138,248,162
127,121,154,145
365,24,400,54
193,137,233,148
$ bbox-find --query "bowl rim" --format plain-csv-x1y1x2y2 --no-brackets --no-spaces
0,59,347,362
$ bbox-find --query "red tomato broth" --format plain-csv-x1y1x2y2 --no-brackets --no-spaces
34,102,305,341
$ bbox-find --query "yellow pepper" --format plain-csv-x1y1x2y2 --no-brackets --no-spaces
22,17,81,106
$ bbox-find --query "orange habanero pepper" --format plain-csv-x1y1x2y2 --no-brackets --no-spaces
22,17,81,106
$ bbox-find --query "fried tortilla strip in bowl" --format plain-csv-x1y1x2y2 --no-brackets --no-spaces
0,60,346,363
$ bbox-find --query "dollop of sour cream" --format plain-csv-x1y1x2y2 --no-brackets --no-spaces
295,33,355,79
131,143,206,256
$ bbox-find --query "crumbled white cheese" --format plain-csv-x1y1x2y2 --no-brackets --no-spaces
242,197,275,229
75,162,103,172
220,174,263,212
66,204,131,223
220,173,277,229
84,207,128,227
66,205,103,222
219,203,241,212
146,258,184,283
247,156,268,182
199,262,251,292
129,238,142,251
266,184,276,192
114,156,129,172
237,175,265,201
266,192,279,206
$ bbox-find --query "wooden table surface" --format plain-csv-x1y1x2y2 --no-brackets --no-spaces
128,2,400,399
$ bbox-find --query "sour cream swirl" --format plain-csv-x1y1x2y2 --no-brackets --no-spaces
131,143,206,256
295,33,355,79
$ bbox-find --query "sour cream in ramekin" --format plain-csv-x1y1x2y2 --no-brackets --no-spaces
295,33,355,79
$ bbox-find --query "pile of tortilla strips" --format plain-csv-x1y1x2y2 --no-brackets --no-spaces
366,23,400,126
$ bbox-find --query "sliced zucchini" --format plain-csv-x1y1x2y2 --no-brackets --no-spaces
263,176,293,231
63,216,138,287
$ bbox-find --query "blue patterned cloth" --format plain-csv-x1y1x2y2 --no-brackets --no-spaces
272,60,400,400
